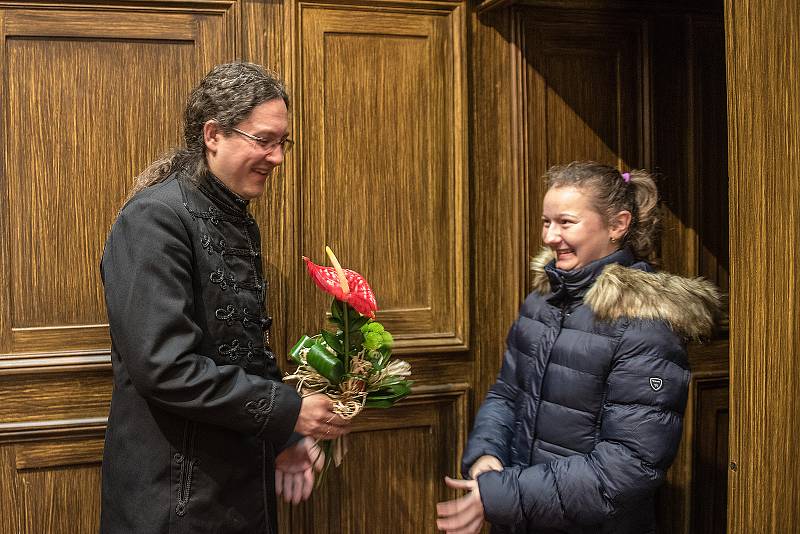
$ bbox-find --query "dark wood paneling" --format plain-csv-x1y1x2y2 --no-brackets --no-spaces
726,0,800,532
657,340,729,534
1,7,233,354
690,16,728,294
519,8,648,263
287,0,468,355
469,7,528,413
279,384,469,533
0,4,238,533
691,378,728,534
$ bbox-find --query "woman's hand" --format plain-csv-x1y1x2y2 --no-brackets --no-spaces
275,437,325,504
436,476,485,534
468,455,503,479
293,393,349,440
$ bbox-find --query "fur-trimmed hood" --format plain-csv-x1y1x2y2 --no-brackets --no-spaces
530,248,722,340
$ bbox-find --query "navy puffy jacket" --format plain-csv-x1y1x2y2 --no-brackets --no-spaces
462,248,720,534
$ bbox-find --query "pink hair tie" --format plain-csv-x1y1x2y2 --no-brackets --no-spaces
621,172,631,183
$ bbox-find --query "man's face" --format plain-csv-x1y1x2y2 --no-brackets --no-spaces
205,98,289,200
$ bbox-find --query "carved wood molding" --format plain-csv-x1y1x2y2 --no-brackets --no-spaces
476,0,722,15
0,1,236,13
0,416,107,443
0,351,111,376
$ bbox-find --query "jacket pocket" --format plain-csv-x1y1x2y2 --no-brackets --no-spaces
174,421,198,517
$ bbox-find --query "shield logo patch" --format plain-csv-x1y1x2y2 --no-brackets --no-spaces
649,377,663,391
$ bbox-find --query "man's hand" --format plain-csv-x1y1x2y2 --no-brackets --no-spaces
293,394,350,440
436,476,485,534
468,455,503,479
275,437,325,505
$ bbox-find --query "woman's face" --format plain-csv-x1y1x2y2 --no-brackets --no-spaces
541,186,619,271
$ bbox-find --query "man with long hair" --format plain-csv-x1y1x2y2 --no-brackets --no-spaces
100,62,348,533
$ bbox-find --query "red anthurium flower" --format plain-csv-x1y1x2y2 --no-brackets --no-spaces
303,247,378,318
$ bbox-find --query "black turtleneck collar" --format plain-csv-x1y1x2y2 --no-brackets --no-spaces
197,171,250,214
544,247,652,304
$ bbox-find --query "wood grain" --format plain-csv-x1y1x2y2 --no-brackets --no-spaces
468,7,528,414
725,0,800,532
289,1,468,355
5,32,191,331
279,384,468,533
15,436,105,469
520,9,647,263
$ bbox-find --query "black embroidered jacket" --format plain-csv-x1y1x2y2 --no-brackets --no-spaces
100,171,301,534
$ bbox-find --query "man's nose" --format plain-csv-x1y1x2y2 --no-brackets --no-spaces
266,148,285,165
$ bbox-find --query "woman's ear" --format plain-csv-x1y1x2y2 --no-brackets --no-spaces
610,210,632,241
203,120,221,154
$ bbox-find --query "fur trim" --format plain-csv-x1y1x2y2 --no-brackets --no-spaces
585,264,721,340
530,248,555,294
530,248,721,340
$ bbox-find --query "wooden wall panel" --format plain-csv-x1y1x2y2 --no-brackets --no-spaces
726,0,800,532
279,385,469,533
276,2,471,530
1,6,236,355
519,9,648,263
690,377,728,534
286,0,468,354
468,7,528,415
0,3,240,533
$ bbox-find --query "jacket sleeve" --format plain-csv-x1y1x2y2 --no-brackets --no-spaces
477,321,690,528
461,320,522,475
101,196,302,447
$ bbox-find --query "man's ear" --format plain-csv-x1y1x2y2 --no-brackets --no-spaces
203,120,221,154
610,210,633,240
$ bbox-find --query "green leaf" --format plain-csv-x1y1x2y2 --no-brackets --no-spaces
364,398,397,408
365,383,411,407
289,335,315,364
320,330,344,355
329,299,344,327
350,315,370,332
373,376,409,389
306,343,344,384
346,303,362,322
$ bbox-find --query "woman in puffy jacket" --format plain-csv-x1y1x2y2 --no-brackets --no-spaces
437,161,720,534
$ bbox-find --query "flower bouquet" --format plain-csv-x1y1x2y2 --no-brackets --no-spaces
285,247,412,472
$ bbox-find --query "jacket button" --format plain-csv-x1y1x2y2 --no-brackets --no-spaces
174,453,184,464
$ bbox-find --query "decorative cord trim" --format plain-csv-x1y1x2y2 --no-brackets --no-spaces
209,268,264,293
201,234,260,258
184,203,254,226
245,384,277,428
218,338,275,363
215,304,270,329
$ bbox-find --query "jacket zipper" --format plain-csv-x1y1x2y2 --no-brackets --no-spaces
528,302,569,466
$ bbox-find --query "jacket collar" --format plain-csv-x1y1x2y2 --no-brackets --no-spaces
197,171,250,214
542,247,648,304
530,247,721,339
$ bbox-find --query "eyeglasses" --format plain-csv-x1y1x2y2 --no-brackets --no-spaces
230,126,294,155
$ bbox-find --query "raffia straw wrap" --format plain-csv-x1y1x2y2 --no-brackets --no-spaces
283,351,371,420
